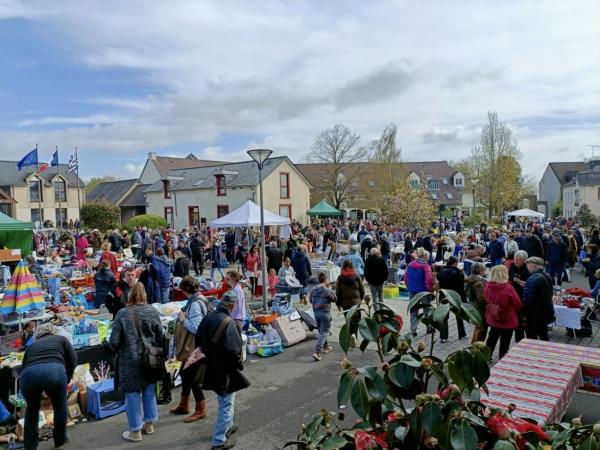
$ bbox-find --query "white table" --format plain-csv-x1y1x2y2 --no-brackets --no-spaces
553,305,582,330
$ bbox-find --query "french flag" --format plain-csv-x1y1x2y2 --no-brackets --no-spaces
39,150,58,173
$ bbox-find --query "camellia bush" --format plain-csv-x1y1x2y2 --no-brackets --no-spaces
80,202,121,232
127,214,168,230
281,290,600,450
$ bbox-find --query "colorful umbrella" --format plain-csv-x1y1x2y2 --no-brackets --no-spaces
0,260,45,314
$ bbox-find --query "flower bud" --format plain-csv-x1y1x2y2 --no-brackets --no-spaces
381,362,390,372
473,341,486,350
593,423,600,436
421,357,433,370
417,341,427,352
340,357,353,370
572,417,582,427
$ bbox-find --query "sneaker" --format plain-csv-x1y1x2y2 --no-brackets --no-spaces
312,352,322,361
122,430,142,442
440,339,448,343
226,425,238,438
322,346,334,354
143,422,154,434
211,439,237,450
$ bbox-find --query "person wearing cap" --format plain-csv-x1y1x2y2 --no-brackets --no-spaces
546,229,568,288
522,257,554,340
195,288,250,450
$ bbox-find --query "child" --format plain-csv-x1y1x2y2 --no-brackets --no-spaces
309,272,337,361
268,268,279,298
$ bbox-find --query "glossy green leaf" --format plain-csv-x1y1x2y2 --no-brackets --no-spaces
344,304,360,329
450,421,478,450
492,440,516,450
462,410,486,428
387,362,415,389
359,317,380,342
473,351,490,386
322,435,348,450
400,354,422,367
365,372,387,402
305,414,322,440
431,364,448,385
339,323,350,354
461,303,483,327
433,303,451,325
337,371,354,407
357,366,378,379
408,291,431,311
421,401,443,435
350,379,370,419
368,399,383,426
395,426,408,442
359,337,370,353
577,435,598,450
440,288,463,310
453,350,474,387
448,361,465,389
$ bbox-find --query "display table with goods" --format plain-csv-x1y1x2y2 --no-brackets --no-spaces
482,339,600,424
552,287,597,337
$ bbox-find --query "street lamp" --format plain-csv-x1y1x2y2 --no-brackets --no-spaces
247,148,273,312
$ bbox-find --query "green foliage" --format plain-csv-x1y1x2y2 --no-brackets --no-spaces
85,175,118,194
127,214,168,230
80,202,120,231
552,199,563,219
576,204,596,227
281,291,600,450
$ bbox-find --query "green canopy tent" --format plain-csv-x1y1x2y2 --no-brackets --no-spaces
307,199,343,217
0,212,33,257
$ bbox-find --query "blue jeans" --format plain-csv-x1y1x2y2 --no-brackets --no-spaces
314,310,332,352
409,292,433,333
21,363,68,450
160,287,170,304
125,383,158,431
211,266,225,281
212,392,235,447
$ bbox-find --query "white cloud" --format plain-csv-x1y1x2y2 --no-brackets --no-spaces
0,0,599,181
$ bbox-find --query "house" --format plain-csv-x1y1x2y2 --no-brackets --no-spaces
562,162,600,218
86,179,148,224
139,152,224,184
296,161,467,219
144,156,312,229
0,160,85,225
538,162,589,216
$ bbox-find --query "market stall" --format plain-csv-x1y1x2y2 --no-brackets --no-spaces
306,199,343,218
209,199,291,228
505,208,545,219
0,213,33,262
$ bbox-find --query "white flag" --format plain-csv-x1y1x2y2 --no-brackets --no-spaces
67,152,78,174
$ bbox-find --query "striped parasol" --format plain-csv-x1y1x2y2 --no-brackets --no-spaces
0,260,45,314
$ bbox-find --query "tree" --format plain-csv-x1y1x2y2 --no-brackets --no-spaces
128,214,168,230
80,202,121,231
576,204,596,227
468,112,524,218
368,123,405,208
381,182,437,229
86,175,118,194
307,124,367,209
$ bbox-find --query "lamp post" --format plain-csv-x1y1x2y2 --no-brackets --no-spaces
247,148,273,312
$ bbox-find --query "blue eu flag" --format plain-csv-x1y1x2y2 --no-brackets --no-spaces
17,148,39,170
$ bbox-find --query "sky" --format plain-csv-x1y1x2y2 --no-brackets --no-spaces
1,0,599,183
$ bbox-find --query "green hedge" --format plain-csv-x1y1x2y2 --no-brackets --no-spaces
128,214,168,230
81,202,121,232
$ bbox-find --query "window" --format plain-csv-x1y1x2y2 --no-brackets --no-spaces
217,205,229,218
54,178,67,202
446,192,454,199
410,179,419,189
216,175,226,196
454,177,463,186
428,180,439,190
279,204,292,218
31,208,43,224
188,206,199,227
164,206,174,225
163,180,171,199
279,173,290,199
29,177,42,202
431,193,438,200
55,208,67,226
368,180,374,187
442,177,448,185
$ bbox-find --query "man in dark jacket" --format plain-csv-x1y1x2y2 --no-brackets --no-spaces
524,229,544,259
224,229,236,263
109,229,123,253
152,248,173,304
436,256,467,342
266,241,283,274
360,235,377,262
364,247,389,310
523,257,555,341
190,233,205,276
546,230,568,287
177,238,193,260
291,245,312,290
514,229,527,250
173,251,191,278
196,292,250,450
487,232,505,266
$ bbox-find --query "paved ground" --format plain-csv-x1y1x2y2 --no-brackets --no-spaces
35,266,600,450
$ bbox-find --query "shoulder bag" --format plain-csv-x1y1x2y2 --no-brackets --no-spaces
175,299,207,362
130,306,165,370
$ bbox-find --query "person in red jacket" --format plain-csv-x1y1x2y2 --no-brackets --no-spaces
484,265,522,359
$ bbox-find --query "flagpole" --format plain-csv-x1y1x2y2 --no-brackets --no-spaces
56,145,62,229
75,147,81,229
36,144,42,228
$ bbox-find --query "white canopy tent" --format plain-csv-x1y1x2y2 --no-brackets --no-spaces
506,208,545,218
209,199,291,228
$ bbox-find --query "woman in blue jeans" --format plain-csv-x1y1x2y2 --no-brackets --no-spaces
109,282,165,442
21,323,77,450
310,272,337,361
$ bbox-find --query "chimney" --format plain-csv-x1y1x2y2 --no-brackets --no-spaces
148,152,157,160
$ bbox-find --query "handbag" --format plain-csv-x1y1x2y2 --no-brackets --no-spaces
130,306,165,370
175,299,207,362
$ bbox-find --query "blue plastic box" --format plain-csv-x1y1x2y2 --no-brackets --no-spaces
86,379,126,419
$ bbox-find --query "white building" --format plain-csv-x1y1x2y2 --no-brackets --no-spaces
144,156,312,229
563,164,600,218
538,162,588,216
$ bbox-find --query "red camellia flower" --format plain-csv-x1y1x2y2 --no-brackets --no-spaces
487,413,549,450
355,430,388,450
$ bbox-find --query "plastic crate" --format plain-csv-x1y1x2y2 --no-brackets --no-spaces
86,379,126,419
257,341,284,357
